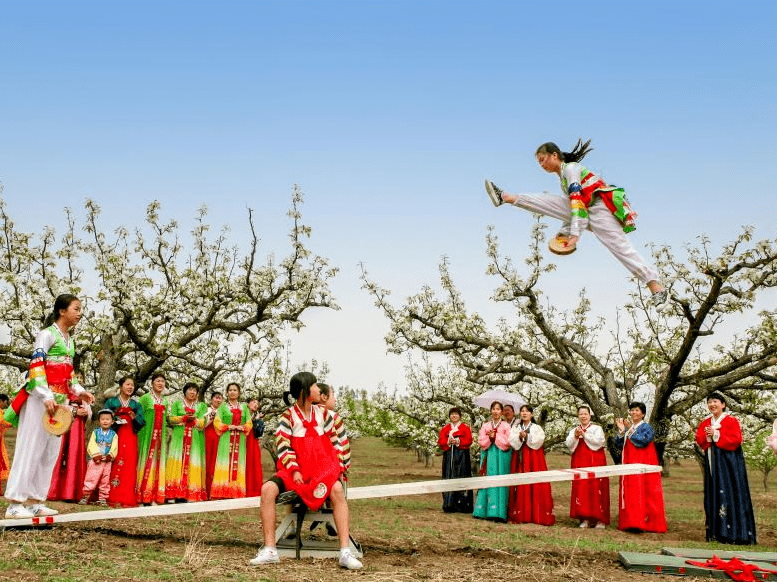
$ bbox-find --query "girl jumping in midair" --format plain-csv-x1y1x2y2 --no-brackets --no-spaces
486,139,668,309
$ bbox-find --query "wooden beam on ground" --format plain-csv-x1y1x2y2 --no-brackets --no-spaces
0,463,660,529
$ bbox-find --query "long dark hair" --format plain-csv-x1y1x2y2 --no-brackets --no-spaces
284,371,317,406
43,293,80,328
535,139,593,163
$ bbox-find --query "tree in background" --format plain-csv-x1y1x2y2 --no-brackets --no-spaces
361,219,777,465
743,424,777,492
0,185,337,404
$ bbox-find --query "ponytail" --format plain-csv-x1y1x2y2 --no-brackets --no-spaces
536,139,594,163
284,371,317,406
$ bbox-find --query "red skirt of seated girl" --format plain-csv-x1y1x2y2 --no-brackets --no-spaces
275,423,342,510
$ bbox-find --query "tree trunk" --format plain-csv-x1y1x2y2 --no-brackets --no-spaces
95,330,125,406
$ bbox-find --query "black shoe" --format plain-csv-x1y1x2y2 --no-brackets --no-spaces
485,180,504,207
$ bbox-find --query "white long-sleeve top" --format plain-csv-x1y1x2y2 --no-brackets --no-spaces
565,422,606,453
509,421,545,450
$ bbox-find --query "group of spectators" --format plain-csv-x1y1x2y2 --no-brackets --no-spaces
2,373,266,513
0,294,362,569
438,395,758,545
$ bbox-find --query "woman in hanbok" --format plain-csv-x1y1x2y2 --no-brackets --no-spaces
210,383,252,499
105,376,145,507
245,397,264,497
502,405,521,485
165,382,207,502
565,405,609,528
203,391,223,498
614,401,667,533
695,392,756,545
507,404,555,525
252,372,361,569
4,294,95,518
473,401,511,522
0,394,11,494
47,370,92,502
438,407,473,513
317,384,351,475
136,372,168,505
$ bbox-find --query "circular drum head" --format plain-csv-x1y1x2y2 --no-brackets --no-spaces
548,235,577,255
43,405,73,436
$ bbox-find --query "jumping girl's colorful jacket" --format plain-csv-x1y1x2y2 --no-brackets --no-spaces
560,162,637,237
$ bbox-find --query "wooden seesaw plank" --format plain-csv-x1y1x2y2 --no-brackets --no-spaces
0,463,660,529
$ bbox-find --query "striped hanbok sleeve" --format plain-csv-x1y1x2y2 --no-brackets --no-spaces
275,408,298,471
330,411,351,472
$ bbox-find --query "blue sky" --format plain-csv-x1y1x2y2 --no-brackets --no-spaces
1,1,775,392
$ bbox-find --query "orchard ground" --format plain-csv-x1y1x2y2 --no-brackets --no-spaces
1,434,776,582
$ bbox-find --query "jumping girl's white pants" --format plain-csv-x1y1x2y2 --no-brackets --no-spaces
512,193,659,285
4,393,62,503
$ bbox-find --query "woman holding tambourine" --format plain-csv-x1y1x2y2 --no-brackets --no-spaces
3,294,95,519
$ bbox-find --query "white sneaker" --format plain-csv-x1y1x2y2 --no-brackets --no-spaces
4,504,34,519
249,546,279,566
578,520,589,528
29,503,59,517
595,522,606,529
339,548,363,570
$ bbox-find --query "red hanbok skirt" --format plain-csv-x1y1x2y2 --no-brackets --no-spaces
275,432,342,511
245,430,264,497
618,440,667,532
204,423,218,498
48,400,88,502
108,407,139,507
508,446,556,525
569,441,610,524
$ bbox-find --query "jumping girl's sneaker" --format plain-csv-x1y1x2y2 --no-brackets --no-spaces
485,180,505,207
651,290,672,314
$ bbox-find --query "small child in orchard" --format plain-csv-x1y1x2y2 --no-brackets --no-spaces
80,409,118,506
486,139,670,312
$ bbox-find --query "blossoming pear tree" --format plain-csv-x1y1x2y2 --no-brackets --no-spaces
0,185,338,403
361,219,777,463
